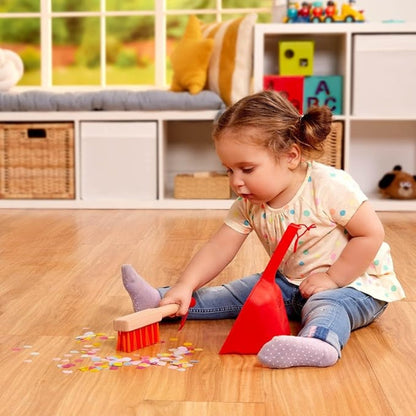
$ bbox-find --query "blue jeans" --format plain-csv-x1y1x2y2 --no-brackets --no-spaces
158,271,388,356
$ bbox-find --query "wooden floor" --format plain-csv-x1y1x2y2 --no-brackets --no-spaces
0,209,415,416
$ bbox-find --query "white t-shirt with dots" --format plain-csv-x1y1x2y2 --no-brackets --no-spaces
225,161,405,302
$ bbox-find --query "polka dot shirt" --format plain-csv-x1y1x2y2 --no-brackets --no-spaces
225,161,405,302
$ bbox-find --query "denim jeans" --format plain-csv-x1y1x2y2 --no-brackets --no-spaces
158,271,388,356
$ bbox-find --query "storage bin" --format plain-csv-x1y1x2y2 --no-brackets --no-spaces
313,121,343,169
174,172,230,199
80,122,157,200
0,122,75,199
353,34,416,116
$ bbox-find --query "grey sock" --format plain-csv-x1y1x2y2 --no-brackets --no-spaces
121,264,161,312
257,335,339,369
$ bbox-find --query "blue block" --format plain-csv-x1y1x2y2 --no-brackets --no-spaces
303,76,343,115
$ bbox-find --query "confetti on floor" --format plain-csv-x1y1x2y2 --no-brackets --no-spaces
11,330,203,375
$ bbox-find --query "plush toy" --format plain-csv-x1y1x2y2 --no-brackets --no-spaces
378,165,416,200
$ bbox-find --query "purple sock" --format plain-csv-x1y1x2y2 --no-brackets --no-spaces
257,335,339,369
121,264,161,312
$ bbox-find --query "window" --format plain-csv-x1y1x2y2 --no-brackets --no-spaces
0,0,272,89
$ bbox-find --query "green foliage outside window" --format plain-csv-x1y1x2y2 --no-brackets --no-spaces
0,0,271,87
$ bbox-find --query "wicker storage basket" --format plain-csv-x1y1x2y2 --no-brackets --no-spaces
0,122,75,199
174,171,230,199
313,121,343,169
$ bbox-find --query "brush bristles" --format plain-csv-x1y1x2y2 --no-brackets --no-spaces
116,322,160,353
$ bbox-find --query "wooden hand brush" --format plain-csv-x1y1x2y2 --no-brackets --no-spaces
114,298,196,353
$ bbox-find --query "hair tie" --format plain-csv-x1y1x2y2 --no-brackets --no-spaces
299,114,304,123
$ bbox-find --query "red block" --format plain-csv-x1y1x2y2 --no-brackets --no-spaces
263,75,304,113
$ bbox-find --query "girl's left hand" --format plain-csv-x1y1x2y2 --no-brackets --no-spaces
299,272,339,299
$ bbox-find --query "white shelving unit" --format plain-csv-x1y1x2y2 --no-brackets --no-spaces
0,110,233,209
1,23,415,210
254,22,416,211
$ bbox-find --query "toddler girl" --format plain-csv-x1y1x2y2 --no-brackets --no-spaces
122,90,405,368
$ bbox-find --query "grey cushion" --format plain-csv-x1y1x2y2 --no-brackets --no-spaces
0,89,226,112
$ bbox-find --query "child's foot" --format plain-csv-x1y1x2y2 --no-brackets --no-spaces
121,264,161,312
257,335,338,369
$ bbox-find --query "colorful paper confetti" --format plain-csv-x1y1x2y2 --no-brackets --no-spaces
11,330,203,375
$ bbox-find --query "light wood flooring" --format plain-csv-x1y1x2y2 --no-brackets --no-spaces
0,209,415,416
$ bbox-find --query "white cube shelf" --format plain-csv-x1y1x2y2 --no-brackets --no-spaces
253,23,416,211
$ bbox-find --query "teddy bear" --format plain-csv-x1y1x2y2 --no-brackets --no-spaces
378,165,416,199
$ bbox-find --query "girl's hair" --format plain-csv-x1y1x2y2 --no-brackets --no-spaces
213,90,333,159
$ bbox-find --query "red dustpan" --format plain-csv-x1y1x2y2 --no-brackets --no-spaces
219,223,302,354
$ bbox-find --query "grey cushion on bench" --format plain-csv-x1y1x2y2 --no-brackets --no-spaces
0,89,226,112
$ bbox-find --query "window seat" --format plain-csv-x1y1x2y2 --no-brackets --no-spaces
0,89,226,112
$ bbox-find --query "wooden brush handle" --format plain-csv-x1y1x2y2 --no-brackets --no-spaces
113,303,179,332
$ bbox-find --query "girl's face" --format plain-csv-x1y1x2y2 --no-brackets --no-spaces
215,129,304,208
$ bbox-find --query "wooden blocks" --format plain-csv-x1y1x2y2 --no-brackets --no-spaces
263,75,304,113
265,39,342,115
279,41,314,76
264,75,342,115
304,75,343,115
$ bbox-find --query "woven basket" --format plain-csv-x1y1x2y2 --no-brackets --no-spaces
0,123,75,199
174,172,230,199
313,121,343,169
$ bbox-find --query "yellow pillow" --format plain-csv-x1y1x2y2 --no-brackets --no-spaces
202,13,257,106
170,15,214,94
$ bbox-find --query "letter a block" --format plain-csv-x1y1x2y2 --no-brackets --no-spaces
303,76,343,115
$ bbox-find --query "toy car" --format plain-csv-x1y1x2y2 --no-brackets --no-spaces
285,1,365,23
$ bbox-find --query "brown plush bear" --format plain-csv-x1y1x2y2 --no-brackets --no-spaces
378,165,416,199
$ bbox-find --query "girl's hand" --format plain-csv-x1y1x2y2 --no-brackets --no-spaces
299,272,339,299
159,224,247,316
159,282,194,316
321,201,385,288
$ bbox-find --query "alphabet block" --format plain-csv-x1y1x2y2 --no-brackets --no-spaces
263,75,304,113
303,76,343,115
279,41,314,76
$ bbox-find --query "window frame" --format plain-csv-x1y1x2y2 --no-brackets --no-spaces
0,0,271,89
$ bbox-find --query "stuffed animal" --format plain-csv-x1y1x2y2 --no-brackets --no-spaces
378,165,416,199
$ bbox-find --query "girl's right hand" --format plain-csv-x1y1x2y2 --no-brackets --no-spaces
159,282,194,316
